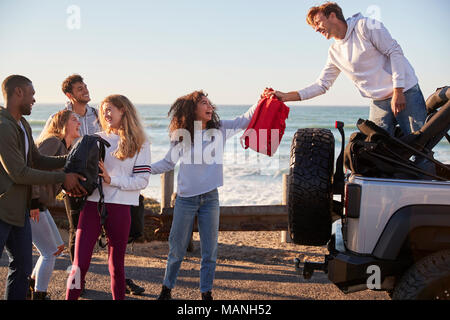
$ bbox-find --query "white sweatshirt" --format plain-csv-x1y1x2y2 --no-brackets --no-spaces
151,104,257,197
87,131,151,206
298,13,418,101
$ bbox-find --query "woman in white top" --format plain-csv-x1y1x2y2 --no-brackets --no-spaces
151,90,257,300
66,94,150,300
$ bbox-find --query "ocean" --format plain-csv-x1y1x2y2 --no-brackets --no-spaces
27,104,450,206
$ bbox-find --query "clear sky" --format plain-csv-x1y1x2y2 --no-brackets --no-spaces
0,0,449,106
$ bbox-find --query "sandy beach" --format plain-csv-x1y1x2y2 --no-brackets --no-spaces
0,229,389,300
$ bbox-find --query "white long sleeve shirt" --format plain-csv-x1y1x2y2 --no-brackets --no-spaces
87,131,151,206
151,104,258,197
298,13,418,101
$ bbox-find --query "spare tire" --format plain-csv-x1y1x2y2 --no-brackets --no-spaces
288,128,335,246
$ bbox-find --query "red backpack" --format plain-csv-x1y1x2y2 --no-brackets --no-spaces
240,95,290,156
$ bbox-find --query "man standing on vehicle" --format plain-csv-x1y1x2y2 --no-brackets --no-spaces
43,74,145,295
268,2,427,137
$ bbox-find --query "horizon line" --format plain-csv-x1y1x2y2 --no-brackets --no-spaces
3,102,368,108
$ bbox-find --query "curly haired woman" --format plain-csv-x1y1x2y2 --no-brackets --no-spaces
151,90,257,300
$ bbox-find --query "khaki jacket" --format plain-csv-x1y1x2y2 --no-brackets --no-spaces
0,107,66,227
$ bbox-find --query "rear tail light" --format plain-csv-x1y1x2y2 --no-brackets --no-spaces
344,184,348,217
344,183,362,218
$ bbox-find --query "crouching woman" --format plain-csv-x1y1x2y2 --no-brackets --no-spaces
66,94,151,300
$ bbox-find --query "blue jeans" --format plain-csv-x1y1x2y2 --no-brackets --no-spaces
369,84,427,136
30,209,64,292
163,189,220,293
0,214,32,300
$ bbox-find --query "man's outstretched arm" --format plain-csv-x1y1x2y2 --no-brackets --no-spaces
268,55,341,103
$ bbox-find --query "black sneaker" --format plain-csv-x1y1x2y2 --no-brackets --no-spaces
125,278,145,295
201,291,213,301
27,278,35,300
32,291,51,300
157,285,172,300
79,280,87,297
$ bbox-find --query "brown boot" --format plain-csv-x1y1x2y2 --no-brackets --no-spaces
157,285,172,300
32,291,50,300
201,291,213,300
27,278,35,300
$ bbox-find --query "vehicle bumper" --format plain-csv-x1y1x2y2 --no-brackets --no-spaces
327,221,400,293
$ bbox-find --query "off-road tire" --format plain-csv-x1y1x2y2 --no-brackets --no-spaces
392,250,450,300
288,128,335,246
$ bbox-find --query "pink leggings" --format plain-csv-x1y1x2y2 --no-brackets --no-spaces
66,201,131,300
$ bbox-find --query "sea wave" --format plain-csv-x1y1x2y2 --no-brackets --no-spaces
28,120,48,126
144,123,168,129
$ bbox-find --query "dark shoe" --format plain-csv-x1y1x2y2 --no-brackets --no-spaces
125,278,145,295
79,280,87,297
32,291,50,300
27,278,35,300
157,285,172,300
201,291,213,301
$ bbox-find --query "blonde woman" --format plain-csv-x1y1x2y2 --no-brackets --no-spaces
30,109,81,299
66,94,150,300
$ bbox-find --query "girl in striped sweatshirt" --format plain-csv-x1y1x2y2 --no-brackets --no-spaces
66,94,151,300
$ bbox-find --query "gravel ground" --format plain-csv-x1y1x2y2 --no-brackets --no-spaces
0,230,389,301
